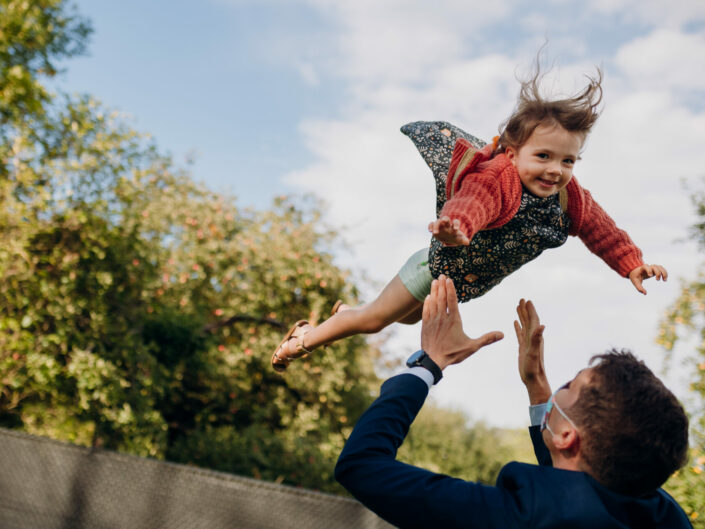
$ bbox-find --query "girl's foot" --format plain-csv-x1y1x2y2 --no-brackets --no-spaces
331,299,351,315
271,320,314,372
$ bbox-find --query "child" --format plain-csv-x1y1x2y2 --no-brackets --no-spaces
271,67,667,372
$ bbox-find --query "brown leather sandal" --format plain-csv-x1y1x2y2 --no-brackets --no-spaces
271,320,313,372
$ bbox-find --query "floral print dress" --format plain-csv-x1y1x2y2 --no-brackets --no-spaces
401,121,571,302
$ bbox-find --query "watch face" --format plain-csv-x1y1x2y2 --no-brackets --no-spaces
406,350,425,367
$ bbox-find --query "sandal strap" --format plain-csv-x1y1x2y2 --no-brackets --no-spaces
295,333,313,355
272,351,290,365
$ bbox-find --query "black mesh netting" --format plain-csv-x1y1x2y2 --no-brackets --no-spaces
0,427,393,529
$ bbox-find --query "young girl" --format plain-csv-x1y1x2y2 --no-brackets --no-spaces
271,67,667,372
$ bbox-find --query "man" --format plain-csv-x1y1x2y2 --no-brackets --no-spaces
335,275,691,528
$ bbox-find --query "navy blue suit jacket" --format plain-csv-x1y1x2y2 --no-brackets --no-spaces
335,374,691,529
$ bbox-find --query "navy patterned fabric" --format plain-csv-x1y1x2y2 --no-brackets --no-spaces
400,121,485,217
402,121,570,302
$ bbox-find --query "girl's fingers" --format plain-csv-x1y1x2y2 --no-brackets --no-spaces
631,276,646,295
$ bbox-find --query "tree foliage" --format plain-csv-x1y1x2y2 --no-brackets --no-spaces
658,185,705,527
0,0,379,492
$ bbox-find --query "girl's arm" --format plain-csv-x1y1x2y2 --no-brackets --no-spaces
435,142,518,243
572,185,652,280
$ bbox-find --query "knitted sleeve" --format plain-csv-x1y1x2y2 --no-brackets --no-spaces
438,141,518,240
570,182,644,277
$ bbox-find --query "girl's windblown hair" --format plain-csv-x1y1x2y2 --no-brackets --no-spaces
497,62,603,153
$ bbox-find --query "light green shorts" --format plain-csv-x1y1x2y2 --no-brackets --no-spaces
399,248,433,302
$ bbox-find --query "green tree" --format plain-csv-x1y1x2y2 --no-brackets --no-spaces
658,186,705,527
0,0,90,176
0,91,381,489
0,0,379,491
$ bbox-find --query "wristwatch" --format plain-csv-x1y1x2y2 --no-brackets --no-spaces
406,349,443,385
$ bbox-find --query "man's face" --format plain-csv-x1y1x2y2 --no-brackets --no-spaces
542,368,593,446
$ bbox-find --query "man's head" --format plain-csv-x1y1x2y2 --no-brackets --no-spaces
544,350,689,496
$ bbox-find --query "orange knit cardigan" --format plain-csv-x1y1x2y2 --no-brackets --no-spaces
440,139,644,278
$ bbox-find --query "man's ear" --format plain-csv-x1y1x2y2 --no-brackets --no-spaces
552,426,580,455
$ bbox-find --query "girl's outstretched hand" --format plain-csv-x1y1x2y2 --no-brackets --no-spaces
428,216,470,246
628,264,668,295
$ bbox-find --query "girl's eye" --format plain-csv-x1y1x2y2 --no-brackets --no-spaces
536,153,549,159
563,158,575,165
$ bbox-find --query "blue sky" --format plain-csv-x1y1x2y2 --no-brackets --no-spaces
58,0,344,208
56,0,705,427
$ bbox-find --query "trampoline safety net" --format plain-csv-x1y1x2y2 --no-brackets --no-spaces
0,427,393,529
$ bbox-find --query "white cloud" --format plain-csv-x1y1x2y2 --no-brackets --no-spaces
306,0,515,86
615,29,705,93
296,61,320,86
589,0,705,28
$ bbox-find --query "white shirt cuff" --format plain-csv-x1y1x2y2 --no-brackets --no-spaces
529,403,547,426
400,367,435,390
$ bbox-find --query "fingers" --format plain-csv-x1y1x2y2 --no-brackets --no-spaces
428,216,452,235
513,319,522,343
435,275,448,315
649,264,668,281
630,274,647,295
445,277,460,319
516,298,539,331
630,264,668,295
660,265,668,281
531,324,545,346
448,331,504,363
516,298,526,328
525,300,540,328
428,277,439,318
476,331,504,349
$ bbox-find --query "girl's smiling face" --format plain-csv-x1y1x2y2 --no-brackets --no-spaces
505,123,583,198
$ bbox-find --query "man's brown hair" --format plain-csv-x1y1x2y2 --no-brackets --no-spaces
497,64,603,153
569,350,689,496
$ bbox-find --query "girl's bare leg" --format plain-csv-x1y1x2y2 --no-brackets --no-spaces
397,305,423,325
277,275,422,358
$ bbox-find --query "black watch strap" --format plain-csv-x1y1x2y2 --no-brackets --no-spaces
406,349,443,385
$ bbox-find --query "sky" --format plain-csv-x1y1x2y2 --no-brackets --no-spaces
57,0,705,428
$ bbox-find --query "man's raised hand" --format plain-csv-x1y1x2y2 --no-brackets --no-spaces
421,275,503,370
514,299,551,405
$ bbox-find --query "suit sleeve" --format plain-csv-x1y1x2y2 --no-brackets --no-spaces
528,426,552,467
335,375,528,529
572,185,644,277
